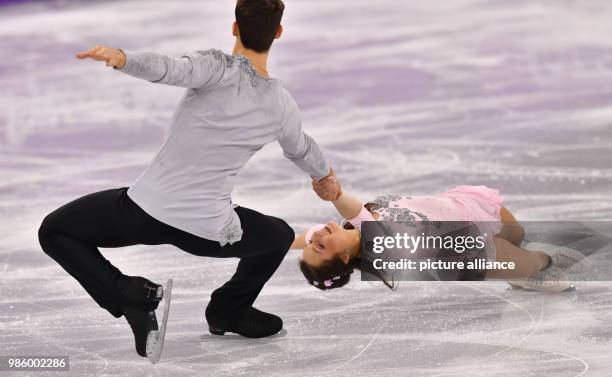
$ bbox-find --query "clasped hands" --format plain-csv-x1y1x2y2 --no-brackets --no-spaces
312,168,342,201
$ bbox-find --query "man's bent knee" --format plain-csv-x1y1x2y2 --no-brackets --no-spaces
38,211,62,255
270,217,295,252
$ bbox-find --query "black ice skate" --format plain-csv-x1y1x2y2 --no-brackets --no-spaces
121,305,158,358
122,276,164,311
206,306,283,338
121,278,172,364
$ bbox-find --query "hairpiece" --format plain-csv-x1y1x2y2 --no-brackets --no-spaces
308,273,347,288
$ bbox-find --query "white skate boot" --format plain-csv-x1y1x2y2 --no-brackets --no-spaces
508,265,574,293
524,242,587,274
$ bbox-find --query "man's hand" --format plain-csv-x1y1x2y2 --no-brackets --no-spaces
76,45,126,69
312,168,342,201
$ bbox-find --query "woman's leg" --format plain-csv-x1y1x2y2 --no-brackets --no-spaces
497,206,525,247
486,236,550,279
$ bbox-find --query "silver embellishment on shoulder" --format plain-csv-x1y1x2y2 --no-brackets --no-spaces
372,194,402,208
194,49,260,87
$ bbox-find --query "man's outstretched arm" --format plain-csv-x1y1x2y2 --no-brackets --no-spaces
76,45,223,89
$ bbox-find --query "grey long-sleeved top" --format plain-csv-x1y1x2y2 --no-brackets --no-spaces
118,49,330,246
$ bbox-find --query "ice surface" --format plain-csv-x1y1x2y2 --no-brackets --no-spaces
1,0,611,376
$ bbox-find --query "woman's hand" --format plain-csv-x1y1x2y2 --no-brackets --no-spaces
76,45,126,68
312,168,342,201
312,168,363,220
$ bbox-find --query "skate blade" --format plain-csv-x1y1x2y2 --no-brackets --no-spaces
507,281,576,293
506,283,524,290
147,278,172,364
522,285,576,293
209,326,226,336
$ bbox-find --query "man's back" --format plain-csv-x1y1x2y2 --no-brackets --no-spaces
120,49,329,246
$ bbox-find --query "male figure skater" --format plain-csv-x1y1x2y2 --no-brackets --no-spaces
38,0,341,360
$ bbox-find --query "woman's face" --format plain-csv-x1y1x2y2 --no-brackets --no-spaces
301,221,350,268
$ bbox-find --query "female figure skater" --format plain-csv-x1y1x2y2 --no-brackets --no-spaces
294,176,586,292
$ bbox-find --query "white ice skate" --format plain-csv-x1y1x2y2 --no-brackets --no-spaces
508,265,574,292
524,242,588,274
146,279,173,364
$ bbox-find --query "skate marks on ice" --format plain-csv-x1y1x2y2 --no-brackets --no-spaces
1,0,612,376
462,284,588,377
1,278,601,377
181,277,597,377
5,299,111,376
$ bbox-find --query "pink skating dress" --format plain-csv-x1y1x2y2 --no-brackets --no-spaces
346,185,504,236
345,185,505,281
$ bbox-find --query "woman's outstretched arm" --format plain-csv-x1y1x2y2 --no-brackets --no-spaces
312,174,364,221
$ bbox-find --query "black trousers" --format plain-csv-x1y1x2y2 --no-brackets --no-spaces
38,187,294,319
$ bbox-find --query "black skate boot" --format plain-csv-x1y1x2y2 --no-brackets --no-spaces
118,277,173,362
120,276,163,311
205,306,283,338
121,305,158,357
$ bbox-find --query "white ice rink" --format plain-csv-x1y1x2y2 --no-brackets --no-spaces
1,0,612,376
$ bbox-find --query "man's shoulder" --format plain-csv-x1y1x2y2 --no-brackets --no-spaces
279,86,298,109
187,48,233,65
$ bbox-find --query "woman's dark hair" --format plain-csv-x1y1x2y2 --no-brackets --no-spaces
235,0,285,53
299,255,395,291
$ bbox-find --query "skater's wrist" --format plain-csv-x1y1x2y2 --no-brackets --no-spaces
113,49,127,70
331,187,343,202
311,169,341,201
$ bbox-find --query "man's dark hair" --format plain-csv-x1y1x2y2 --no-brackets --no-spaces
235,0,285,53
